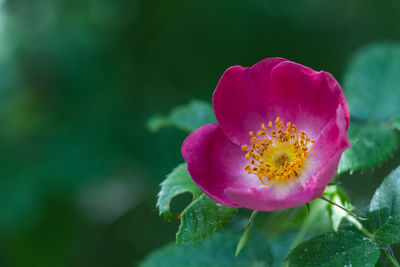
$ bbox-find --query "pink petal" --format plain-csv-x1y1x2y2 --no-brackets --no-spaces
213,58,349,146
224,106,350,211
213,58,288,146
269,61,350,136
308,106,351,190
181,124,261,207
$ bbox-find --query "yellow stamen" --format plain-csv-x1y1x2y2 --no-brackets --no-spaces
242,117,315,185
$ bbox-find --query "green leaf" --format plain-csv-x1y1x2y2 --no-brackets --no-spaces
367,165,400,244
392,113,400,131
157,163,201,220
235,211,257,257
157,164,237,243
337,122,398,174
147,100,216,133
177,194,237,244
286,231,380,267
139,231,273,267
343,43,400,121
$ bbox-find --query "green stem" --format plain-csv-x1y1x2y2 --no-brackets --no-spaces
319,196,373,239
382,249,400,267
356,223,374,240
319,196,367,221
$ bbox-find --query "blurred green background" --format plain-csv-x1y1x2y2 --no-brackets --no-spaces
0,0,400,266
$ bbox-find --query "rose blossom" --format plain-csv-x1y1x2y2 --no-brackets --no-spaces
181,58,350,211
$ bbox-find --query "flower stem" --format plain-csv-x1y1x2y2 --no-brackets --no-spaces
319,195,373,239
382,249,400,267
319,196,367,221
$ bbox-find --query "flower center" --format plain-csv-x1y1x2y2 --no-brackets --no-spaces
242,117,315,185
272,151,290,167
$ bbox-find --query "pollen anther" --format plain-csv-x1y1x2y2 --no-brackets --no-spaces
242,117,315,185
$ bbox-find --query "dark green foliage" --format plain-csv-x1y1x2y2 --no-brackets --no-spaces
287,231,380,267
343,43,400,121
338,43,400,175
139,231,273,267
147,101,216,133
338,122,398,174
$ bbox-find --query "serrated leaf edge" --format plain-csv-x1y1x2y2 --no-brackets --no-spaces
176,193,238,244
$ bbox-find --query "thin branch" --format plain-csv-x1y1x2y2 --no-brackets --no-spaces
319,196,367,221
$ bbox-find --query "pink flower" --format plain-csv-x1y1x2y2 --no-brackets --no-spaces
181,58,350,211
